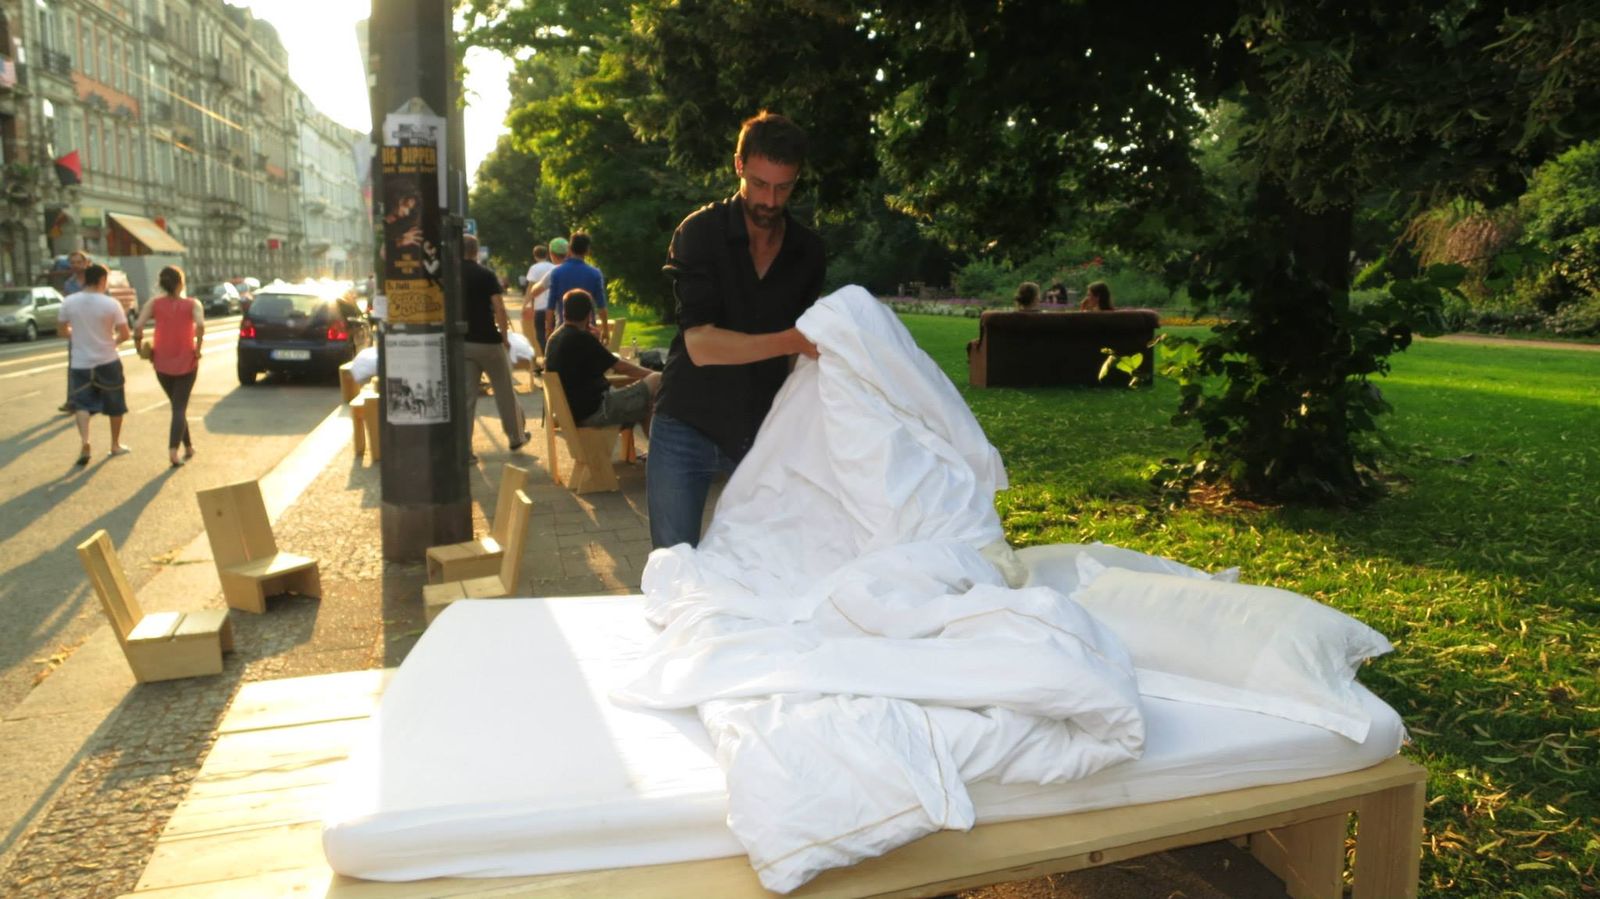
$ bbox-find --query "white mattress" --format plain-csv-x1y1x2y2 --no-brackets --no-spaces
322,596,1404,882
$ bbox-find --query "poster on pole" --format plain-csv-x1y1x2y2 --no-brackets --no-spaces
380,106,447,325
383,332,450,425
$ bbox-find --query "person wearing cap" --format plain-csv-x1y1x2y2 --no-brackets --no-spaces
522,237,568,351
650,111,824,549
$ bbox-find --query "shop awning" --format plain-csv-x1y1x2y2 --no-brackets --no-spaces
107,212,187,254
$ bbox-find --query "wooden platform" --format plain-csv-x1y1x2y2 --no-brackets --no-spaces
123,671,1425,898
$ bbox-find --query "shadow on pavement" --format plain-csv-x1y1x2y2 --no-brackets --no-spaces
0,467,180,686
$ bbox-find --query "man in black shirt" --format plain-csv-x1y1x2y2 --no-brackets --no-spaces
649,112,825,549
545,289,660,432
461,234,529,453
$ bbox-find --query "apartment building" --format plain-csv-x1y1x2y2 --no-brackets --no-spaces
0,0,370,292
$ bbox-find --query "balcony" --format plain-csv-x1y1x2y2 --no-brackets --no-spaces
147,101,173,124
145,17,167,41
205,199,247,229
41,49,73,78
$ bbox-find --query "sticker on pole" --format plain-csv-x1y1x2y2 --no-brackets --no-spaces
384,332,450,425
380,106,447,325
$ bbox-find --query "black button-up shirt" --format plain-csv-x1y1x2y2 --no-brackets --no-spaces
658,195,826,461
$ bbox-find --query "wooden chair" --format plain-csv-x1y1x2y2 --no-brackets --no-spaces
422,489,532,623
338,361,362,404
76,530,234,683
352,386,381,461
606,317,627,353
541,370,622,493
424,464,530,583
196,480,322,614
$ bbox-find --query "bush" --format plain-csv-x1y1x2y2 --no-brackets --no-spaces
950,258,1016,302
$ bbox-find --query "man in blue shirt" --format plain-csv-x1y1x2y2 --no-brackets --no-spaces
544,231,608,340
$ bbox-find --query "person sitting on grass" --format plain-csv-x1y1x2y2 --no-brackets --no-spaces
1080,280,1114,311
1014,281,1042,312
544,289,661,440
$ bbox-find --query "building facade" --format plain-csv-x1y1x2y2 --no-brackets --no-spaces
0,0,370,293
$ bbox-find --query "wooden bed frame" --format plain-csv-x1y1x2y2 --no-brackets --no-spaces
120,670,1425,898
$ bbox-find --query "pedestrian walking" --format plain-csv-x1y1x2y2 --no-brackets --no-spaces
57,250,90,413
520,243,556,355
460,233,529,456
59,263,132,464
132,265,204,467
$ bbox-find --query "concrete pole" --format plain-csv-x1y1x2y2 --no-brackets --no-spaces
368,0,471,561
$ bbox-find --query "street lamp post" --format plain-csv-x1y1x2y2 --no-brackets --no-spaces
368,0,472,561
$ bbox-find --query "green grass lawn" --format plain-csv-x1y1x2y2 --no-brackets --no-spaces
902,313,1599,896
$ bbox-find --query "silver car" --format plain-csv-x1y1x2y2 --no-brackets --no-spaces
0,286,64,342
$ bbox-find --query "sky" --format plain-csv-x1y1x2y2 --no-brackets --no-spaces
230,1,513,187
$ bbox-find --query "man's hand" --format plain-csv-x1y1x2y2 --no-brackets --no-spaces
787,328,819,360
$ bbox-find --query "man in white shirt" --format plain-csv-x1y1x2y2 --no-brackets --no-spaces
520,236,567,354
59,264,132,464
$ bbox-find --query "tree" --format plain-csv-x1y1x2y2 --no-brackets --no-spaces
1520,139,1600,309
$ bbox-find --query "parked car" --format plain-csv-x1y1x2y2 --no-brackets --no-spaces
197,282,241,316
236,282,371,385
0,286,65,341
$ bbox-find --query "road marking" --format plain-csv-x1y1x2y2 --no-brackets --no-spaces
136,399,170,414
14,390,40,400
0,335,239,382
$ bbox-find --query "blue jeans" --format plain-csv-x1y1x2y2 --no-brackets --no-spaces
646,412,737,549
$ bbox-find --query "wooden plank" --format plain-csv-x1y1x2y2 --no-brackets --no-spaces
158,781,328,839
219,670,389,734
1250,813,1347,899
129,611,183,642
1351,778,1425,899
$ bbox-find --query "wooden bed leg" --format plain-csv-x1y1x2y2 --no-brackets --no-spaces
1351,780,1425,899
1251,813,1346,899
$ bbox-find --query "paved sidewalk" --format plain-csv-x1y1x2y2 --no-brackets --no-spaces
0,379,654,898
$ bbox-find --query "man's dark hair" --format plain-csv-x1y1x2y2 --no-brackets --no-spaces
533,244,549,261
85,264,108,288
562,288,593,322
736,112,807,166
569,232,591,256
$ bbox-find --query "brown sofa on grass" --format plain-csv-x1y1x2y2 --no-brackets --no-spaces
966,309,1161,388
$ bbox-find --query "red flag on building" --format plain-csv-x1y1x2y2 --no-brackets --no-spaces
54,151,82,187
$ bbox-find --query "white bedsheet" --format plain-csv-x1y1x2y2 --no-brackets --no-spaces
321,596,1405,883
632,288,1149,891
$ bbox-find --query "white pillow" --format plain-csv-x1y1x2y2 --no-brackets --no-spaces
1017,542,1238,597
1073,568,1393,741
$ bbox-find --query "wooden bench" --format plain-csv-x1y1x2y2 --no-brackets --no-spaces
422,489,533,623
424,464,530,583
75,529,233,683
122,669,1425,898
541,370,624,494
195,480,322,614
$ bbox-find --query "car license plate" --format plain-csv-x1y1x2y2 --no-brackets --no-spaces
270,349,311,361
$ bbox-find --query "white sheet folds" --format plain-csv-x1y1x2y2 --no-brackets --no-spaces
626,287,1146,892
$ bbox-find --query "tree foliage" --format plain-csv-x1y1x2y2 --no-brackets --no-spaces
461,0,1600,503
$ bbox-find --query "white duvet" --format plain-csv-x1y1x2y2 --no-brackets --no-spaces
622,286,1145,893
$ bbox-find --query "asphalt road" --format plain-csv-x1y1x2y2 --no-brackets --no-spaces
0,315,343,717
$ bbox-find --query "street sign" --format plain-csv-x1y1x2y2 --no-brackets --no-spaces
463,217,476,236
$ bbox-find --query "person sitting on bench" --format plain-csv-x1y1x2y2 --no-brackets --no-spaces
1080,280,1115,311
544,289,661,436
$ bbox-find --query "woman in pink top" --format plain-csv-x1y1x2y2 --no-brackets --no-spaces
133,266,205,467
